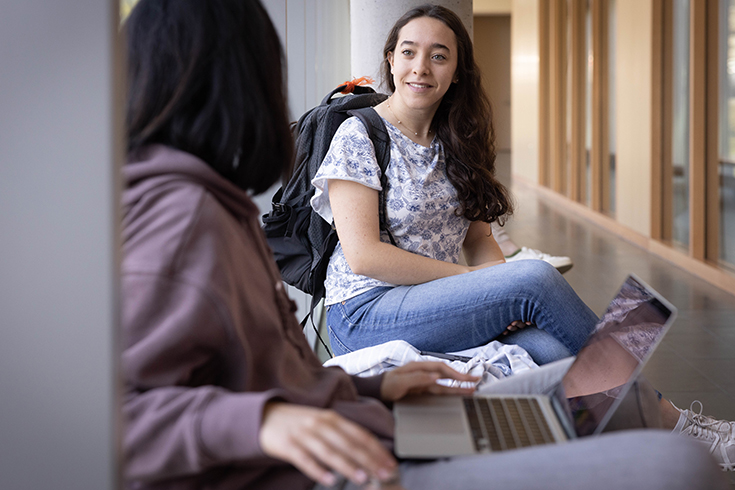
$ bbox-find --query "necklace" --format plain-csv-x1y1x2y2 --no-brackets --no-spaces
386,98,432,138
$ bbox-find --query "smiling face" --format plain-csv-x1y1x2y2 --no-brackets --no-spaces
387,16,458,115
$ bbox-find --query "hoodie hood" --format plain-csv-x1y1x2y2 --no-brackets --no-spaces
123,144,259,221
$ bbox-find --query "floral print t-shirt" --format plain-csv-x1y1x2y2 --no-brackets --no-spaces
311,116,470,305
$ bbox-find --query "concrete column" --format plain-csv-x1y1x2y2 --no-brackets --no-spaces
350,0,473,90
0,1,122,488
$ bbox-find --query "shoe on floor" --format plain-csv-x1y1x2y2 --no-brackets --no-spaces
672,400,735,471
504,247,573,274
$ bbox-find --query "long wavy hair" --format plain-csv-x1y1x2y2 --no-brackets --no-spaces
382,4,513,224
125,0,293,195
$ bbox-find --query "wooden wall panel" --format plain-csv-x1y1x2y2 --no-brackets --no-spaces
539,0,551,186
651,0,664,240
690,0,707,259
550,0,567,194
570,0,586,202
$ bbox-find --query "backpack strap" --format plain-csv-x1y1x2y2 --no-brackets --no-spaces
304,290,332,358
347,107,396,246
304,104,394,360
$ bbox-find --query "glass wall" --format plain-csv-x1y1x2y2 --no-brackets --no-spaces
719,0,735,267
671,0,691,249
608,0,616,215
566,0,574,196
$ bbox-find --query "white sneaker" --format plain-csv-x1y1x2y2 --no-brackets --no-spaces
672,400,735,471
504,247,573,274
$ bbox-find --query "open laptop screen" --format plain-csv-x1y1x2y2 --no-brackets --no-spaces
560,275,675,437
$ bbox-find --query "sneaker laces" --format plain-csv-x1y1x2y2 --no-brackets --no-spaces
684,401,733,434
680,400,735,471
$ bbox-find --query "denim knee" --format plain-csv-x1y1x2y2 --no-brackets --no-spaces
509,259,561,283
499,327,573,365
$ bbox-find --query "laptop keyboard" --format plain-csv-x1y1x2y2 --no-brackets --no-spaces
463,397,555,452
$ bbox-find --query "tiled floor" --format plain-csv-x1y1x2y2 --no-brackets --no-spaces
505,180,735,422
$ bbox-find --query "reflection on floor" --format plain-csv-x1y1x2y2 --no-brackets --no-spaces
506,180,735,421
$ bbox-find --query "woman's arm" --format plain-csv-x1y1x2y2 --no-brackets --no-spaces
329,179,472,285
462,220,506,267
123,275,278,481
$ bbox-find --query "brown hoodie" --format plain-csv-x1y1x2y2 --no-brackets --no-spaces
121,145,393,489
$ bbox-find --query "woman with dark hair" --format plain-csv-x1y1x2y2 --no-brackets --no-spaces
122,0,478,488
125,0,292,191
311,4,595,363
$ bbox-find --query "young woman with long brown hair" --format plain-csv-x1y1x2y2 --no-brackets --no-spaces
312,5,596,364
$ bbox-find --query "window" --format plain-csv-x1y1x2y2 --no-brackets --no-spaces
718,0,735,268
540,0,614,211
671,0,691,250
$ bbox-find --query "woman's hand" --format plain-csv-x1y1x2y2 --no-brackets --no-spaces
380,361,480,402
259,403,398,487
502,320,534,336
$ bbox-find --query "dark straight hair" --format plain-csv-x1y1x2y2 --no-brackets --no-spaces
125,0,293,194
382,4,513,224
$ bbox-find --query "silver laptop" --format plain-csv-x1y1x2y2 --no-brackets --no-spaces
393,274,677,458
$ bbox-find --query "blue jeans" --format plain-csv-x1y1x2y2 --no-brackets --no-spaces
326,260,599,364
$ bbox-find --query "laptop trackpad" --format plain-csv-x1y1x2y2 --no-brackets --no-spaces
394,396,475,457
399,408,467,434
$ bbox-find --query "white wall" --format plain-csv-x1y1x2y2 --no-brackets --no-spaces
262,0,351,121
614,0,652,236
260,0,351,336
510,0,541,183
475,0,512,15
0,1,122,489
475,15,512,153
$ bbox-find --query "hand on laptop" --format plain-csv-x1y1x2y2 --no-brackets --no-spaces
259,402,398,487
380,361,480,402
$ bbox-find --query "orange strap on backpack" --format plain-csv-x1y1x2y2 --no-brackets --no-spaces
339,76,375,94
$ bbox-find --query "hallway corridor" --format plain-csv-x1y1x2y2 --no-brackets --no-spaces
505,178,735,421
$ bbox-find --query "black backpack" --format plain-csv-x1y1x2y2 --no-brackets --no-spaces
262,83,393,329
